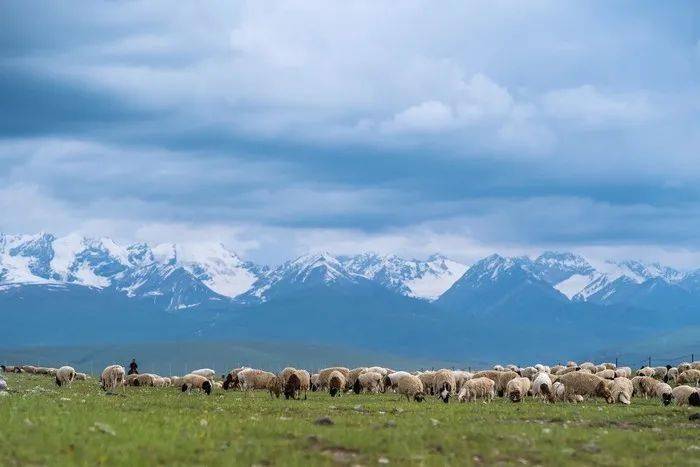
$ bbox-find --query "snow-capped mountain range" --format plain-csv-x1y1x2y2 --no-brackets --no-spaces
2,232,700,312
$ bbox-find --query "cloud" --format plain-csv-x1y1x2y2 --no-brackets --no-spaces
542,85,652,126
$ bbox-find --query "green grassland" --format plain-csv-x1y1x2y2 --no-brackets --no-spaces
1,373,699,466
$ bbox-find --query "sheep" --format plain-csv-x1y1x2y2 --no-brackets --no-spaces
282,373,301,399
677,369,700,386
631,376,659,398
453,370,473,392
181,374,213,395
601,362,616,370
566,361,578,368
664,368,678,385
433,369,456,403
190,369,216,379
267,375,283,398
238,369,276,392
397,374,425,402
550,365,565,374
505,364,519,372
595,369,615,380
609,377,633,405
636,367,655,378
614,367,632,378
417,371,436,395
0,378,6,392
310,373,320,391
654,382,674,406
519,367,538,380
532,372,553,400
691,362,700,370
550,381,584,403
383,371,411,392
74,372,88,381
100,365,125,393
534,364,551,373
134,373,158,387
55,366,76,387
458,377,496,402
346,367,367,390
22,365,37,374
328,370,346,397
678,362,692,373
317,367,350,391
554,366,579,376
0,365,18,373
162,377,171,387
493,365,505,372
472,370,518,397
506,377,531,403
555,372,614,403
652,366,669,380
672,385,700,406
353,371,383,394
364,366,389,376
579,362,596,372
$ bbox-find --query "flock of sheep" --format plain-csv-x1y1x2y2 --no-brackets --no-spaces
2,361,700,407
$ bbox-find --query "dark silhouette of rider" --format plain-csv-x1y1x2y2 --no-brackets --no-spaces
128,358,139,375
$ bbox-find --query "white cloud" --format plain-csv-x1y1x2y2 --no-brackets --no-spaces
381,101,455,133
542,85,652,126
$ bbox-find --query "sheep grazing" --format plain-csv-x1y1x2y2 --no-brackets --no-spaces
614,367,632,378
0,378,6,392
55,366,76,387
579,362,596,372
555,372,614,403
636,367,655,378
238,369,276,392
364,366,389,376
433,369,456,403
677,369,700,386
283,373,301,400
631,376,659,398
383,371,411,393
472,370,518,397
458,377,496,403
74,372,88,381
317,367,350,391
506,377,531,403
519,367,538,380
397,374,425,402
654,382,674,406
672,385,700,406
532,372,553,400
310,373,320,391
328,370,346,397
267,375,283,398
346,367,367,390
678,363,692,373
417,371,436,395
595,369,615,380
353,371,383,394
181,374,213,395
100,365,126,393
190,368,216,379
609,377,633,405
453,371,473,392
665,367,678,384
493,365,505,372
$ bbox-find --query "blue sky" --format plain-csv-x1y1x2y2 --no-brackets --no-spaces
1,1,699,265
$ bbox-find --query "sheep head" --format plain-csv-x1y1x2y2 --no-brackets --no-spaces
596,381,614,403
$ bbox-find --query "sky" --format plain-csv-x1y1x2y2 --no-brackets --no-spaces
1,1,699,266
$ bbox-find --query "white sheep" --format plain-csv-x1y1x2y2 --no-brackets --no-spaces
614,367,632,378
55,366,76,387
457,377,495,403
190,369,216,379
532,372,553,400
354,371,383,393
397,374,425,402
506,377,531,402
609,377,633,405
672,385,700,406
100,365,126,393
181,374,213,395
383,371,411,392
654,382,674,406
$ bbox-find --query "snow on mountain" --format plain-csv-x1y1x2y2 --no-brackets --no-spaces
149,242,261,298
340,252,468,300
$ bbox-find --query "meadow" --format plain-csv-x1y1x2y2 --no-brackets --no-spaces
1,372,699,466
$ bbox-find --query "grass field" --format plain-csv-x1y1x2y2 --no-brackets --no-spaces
1,373,699,466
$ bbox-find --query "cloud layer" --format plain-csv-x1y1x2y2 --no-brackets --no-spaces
1,1,699,265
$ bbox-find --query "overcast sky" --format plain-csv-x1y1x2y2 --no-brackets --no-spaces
1,1,699,266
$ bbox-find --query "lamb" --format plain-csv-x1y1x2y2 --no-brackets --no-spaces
457,377,495,402
396,374,425,402
181,374,213,395
328,370,346,397
433,369,456,403
506,377,531,402
190,369,216,379
677,369,700,386
238,369,276,392
75,372,88,381
609,377,633,405
100,365,125,393
555,371,614,403
55,366,76,387
595,369,615,380
383,371,411,392
354,371,383,394
671,385,700,406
